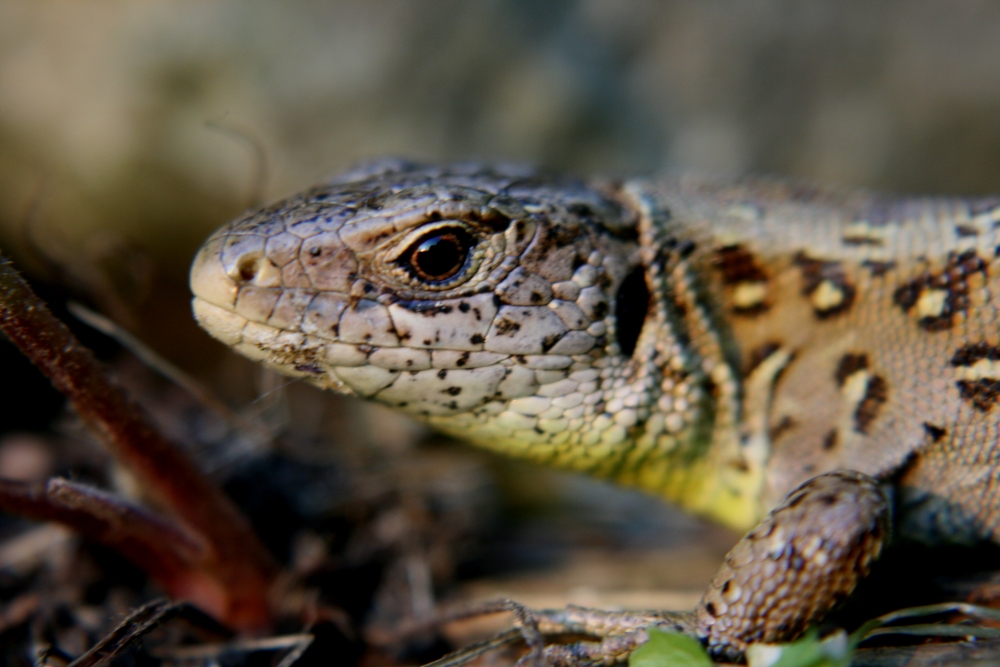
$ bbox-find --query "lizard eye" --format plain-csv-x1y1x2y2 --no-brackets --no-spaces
403,226,474,284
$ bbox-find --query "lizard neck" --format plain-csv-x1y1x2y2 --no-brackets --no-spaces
610,182,774,532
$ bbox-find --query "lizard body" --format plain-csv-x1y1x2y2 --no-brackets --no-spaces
189,161,1000,657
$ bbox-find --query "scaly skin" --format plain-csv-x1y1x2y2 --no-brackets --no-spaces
189,161,1000,657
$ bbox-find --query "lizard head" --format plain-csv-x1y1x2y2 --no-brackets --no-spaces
191,161,747,524
191,162,677,468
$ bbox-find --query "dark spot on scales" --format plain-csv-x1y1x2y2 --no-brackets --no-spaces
923,422,947,442
437,369,447,379
822,429,839,450
794,252,856,318
459,302,470,313
309,247,322,257
854,375,888,433
951,342,1000,366
494,319,521,335
443,387,462,396
957,380,1000,412
893,250,987,331
955,224,979,237
294,363,323,374
769,415,796,441
862,259,896,276
712,244,771,315
469,333,485,345
835,353,869,386
713,244,768,284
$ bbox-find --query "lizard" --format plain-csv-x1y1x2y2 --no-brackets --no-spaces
188,159,1000,661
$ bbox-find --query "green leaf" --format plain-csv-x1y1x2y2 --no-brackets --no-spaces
745,629,851,667
629,628,713,667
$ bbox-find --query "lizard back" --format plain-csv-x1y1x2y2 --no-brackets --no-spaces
640,176,1000,544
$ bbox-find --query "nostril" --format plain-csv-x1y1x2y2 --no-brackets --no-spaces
228,253,282,288
237,256,261,282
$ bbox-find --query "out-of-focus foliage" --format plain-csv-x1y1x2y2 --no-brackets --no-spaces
630,628,713,667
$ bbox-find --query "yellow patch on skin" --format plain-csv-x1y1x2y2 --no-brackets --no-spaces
915,289,948,319
732,281,768,309
958,358,1000,381
811,280,845,311
841,369,871,404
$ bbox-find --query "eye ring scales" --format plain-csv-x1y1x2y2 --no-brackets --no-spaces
403,226,474,284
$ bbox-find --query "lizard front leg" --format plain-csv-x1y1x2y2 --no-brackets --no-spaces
696,470,889,660
510,471,889,664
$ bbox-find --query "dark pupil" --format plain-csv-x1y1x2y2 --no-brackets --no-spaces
411,232,466,281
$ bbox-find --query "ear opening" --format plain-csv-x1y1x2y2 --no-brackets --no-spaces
614,264,650,358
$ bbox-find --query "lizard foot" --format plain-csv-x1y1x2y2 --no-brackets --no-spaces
426,471,889,665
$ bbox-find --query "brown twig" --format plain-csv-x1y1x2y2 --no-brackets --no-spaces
0,479,220,608
0,256,278,630
66,598,230,667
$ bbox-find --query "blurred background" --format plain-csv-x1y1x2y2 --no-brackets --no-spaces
2,1,1000,662
4,0,1000,373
